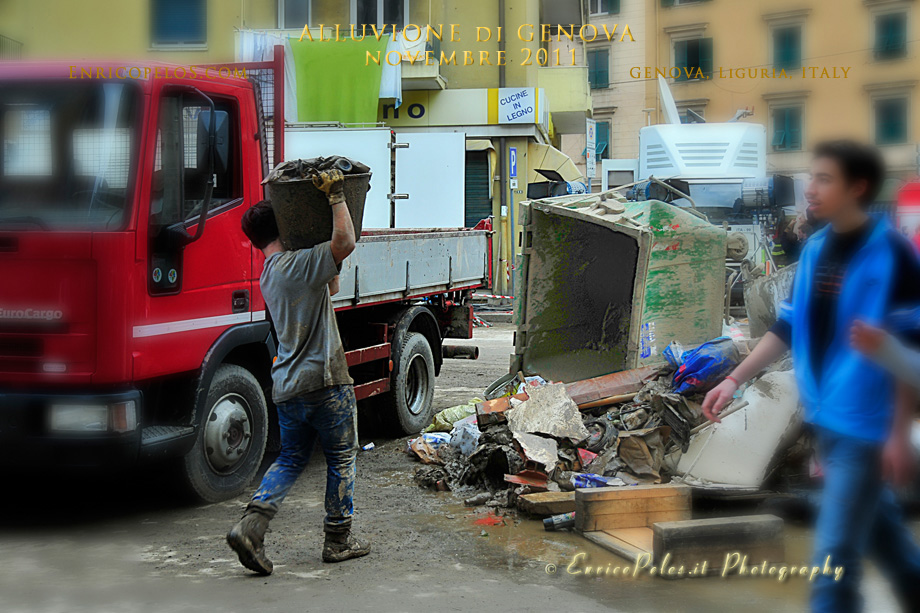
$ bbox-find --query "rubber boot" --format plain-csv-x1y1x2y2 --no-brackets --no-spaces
322,528,371,563
226,500,277,575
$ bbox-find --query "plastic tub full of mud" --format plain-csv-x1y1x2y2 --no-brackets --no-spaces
266,159,370,250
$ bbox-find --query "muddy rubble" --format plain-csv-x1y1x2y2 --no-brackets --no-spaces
406,334,803,516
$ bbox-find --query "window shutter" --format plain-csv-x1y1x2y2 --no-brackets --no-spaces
674,40,688,81
152,0,207,45
598,49,610,87
772,109,786,148
608,0,621,14
662,0,675,7
699,38,714,77
788,108,802,149
596,122,610,160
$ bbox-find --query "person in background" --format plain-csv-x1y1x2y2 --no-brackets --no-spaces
227,169,370,576
702,140,920,612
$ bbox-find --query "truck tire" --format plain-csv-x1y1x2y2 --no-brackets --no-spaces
380,332,436,435
183,364,268,502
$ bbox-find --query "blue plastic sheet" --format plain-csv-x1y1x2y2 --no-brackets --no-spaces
672,336,740,395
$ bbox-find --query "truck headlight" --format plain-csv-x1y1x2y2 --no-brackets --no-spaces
49,400,137,433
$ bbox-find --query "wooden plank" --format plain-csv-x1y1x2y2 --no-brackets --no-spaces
579,508,691,532
653,515,785,571
583,530,650,563
609,527,654,553
575,484,691,532
579,495,690,517
517,492,575,516
576,484,691,502
565,366,660,406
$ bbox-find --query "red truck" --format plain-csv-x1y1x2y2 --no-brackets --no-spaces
0,60,489,501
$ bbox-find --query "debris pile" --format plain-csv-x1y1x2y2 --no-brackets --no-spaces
408,332,803,512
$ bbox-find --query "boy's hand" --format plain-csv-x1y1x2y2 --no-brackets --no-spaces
883,434,916,487
701,378,739,423
312,169,345,202
850,320,887,356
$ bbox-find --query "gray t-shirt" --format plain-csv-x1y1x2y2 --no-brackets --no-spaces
261,242,353,403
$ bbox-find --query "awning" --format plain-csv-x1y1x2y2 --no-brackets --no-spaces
466,139,495,152
527,143,585,184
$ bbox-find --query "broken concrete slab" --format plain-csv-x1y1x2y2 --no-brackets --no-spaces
506,383,590,441
513,432,558,469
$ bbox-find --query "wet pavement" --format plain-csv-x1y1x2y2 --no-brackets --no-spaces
0,323,915,612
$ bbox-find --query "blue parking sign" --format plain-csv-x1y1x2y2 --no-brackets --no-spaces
509,147,517,178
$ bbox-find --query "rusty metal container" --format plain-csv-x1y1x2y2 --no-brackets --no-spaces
268,172,371,250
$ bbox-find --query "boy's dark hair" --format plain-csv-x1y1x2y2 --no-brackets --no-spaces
241,200,279,249
812,140,886,208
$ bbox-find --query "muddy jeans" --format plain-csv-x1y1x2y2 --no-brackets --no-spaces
252,385,358,534
811,426,920,612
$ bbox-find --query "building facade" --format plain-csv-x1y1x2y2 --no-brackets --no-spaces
655,0,920,177
549,0,920,187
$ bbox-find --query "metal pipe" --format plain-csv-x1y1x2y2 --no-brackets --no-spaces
442,345,480,360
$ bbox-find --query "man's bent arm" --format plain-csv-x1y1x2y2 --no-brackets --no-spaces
701,332,789,421
329,196,356,265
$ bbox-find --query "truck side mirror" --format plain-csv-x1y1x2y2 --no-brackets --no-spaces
197,110,229,175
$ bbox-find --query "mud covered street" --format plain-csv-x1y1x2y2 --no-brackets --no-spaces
0,323,913,612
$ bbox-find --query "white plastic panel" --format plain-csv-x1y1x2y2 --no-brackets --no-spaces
394,132,465,228
284,127,392,228
639,123,766,180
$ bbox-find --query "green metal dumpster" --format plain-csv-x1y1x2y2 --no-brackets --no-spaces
511,195,727,383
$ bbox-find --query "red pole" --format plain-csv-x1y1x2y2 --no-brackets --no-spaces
273,44,285,166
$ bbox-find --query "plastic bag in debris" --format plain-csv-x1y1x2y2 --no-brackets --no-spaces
407,432,451,464
663,341,685,367
449,415,481,457
672,337,740,395
423,398,482,433
572,473,627,489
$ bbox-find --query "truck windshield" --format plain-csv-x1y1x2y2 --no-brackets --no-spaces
0,81,140,231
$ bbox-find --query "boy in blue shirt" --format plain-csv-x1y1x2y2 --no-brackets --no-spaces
703,140,920,612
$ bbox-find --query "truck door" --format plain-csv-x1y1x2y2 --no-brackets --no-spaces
133,85,252,381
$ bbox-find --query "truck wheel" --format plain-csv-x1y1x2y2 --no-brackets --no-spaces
183,364,268,503
381,332,436,435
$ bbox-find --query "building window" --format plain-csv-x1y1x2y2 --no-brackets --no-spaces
773,26,801,71
281,1,312,29
679,107,705,123
587,48,610,89
582,121,610,160
875,12,907,60
352,0,409,30
662,0,706,6
674,38,713,81
151,0,207,47
772,107,803,151
875,97,909,145
589,0,620,15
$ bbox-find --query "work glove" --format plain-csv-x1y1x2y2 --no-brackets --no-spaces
312,169,346,205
